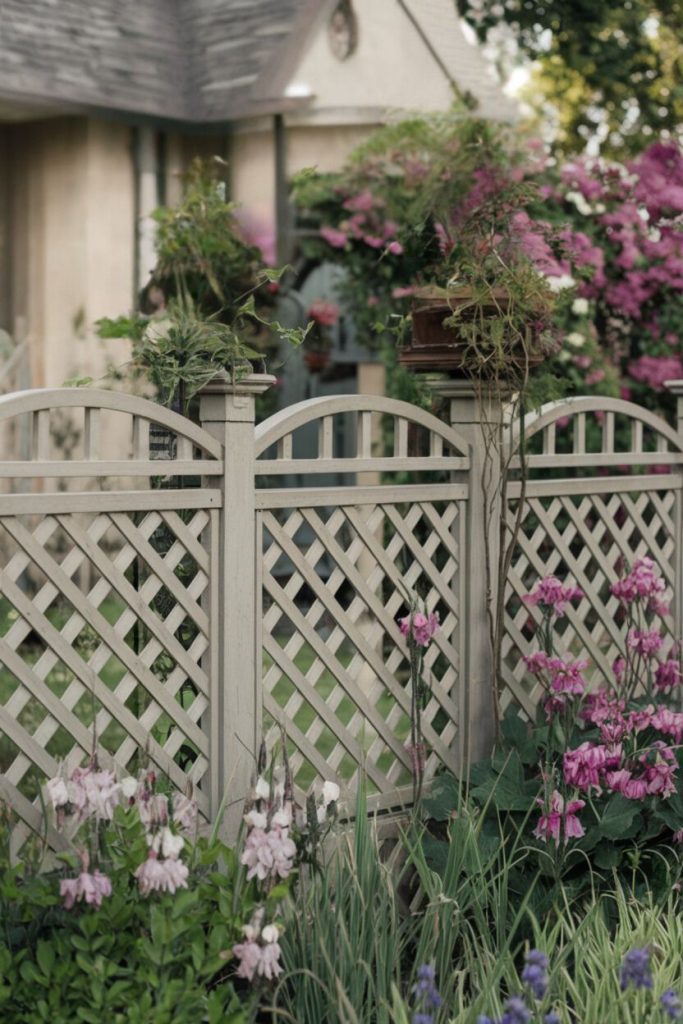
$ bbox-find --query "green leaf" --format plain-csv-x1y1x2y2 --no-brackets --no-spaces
422,773,460,821
598,795,643,840
35,941,54,978
593,843,623,869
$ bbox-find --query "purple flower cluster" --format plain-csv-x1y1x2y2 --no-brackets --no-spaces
620,947,653,991
411,964,442,1024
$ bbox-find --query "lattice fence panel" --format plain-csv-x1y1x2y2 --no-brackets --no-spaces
503,486,678,718
260,498,462,811
0,506,214,850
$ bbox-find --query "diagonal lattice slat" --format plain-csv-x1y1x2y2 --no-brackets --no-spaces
0,507,215,843
503,486,678,717
261,499,462,806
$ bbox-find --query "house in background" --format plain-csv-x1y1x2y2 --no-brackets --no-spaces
0,0,517,392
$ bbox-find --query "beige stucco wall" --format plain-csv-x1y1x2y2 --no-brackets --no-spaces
6,117,134,389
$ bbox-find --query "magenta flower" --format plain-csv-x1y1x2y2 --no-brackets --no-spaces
386,240,404,255
523,576,583,618
563,742,610,792
342,190,375,212
651,706,683,742
627,628,663,657
399,610,440,648
612,557,668,609
60,870,112,910
534,791,585,843
655,659,682,692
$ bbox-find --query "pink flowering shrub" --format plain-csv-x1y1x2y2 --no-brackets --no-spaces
295,113,683,417
0,764,276,1020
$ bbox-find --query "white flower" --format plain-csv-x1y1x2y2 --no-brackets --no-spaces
566,190,592,215
160,827,185,860
245,809,268,829
46,777,70,808
595,203,606,213
261,924,279,944
271,804,292,829
571,298,589,316
254,776,270,801
321,780,340,806
558,350,572,364
547,274,576,293
566,331,586,348
120,776,138,799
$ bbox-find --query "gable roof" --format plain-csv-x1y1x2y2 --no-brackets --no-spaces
0,0,313,123
0,0,515,125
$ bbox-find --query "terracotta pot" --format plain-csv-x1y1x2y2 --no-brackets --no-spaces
303,349,331,373
399,287,544,374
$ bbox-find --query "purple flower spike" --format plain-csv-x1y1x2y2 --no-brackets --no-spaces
620,947,653,991
661,990,683,1021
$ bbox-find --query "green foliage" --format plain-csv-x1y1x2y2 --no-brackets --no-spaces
0,807,258,1024
427,702,683,904
456,0,683,155
96,161,309,410
151,158,265,317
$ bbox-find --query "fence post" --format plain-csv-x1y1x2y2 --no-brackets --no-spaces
430,379,511,766
198,371,275,838
665,380,683,659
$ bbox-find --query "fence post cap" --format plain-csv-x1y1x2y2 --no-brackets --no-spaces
665,379,683,396
198,371,277,397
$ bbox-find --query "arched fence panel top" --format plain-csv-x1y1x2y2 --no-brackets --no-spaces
509,396,683,473
254,393,471,479
0,387,223,481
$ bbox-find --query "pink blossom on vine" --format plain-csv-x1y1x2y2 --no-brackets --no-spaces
627,628,664,657
654,659,682,692
320,225,348,248
523,576,583,617
399,611,440,648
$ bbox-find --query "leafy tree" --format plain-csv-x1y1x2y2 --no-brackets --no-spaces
456,0,683,154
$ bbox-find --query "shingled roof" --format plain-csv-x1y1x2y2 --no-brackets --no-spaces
0,0,313,123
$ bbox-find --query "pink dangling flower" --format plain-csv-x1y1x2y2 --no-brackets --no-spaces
534,790,585,843
60,870,112,910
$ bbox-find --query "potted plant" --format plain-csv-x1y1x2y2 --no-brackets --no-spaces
397,169,563,386
301,299,340,374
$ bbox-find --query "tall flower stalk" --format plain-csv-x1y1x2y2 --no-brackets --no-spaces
399,598,440,808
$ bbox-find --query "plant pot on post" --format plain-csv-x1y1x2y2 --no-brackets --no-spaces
399,287,546,378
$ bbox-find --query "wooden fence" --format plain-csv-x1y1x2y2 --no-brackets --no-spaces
1,375,682,850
